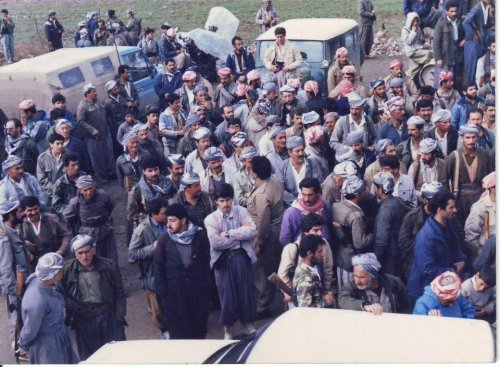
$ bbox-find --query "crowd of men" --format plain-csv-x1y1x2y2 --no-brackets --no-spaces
0,0,497,364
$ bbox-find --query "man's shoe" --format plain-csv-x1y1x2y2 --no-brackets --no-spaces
160,331,170,340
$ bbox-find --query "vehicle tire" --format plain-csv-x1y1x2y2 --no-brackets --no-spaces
417,60,435,88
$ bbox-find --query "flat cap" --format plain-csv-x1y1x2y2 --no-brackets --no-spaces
301,111,320,125
421,181,444,199
286,136,304,150
373,172,395,193
192,126,211,140
204,146,224,161
341,175,366,195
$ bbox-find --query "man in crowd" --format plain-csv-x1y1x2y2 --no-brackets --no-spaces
36,133,65,202
226,36,255,79
396,115,426,171
160,28,190,71
77,83,115,183
379,155,417,207
44,10,64,51
463,108,494,151
155,58,183,110
128,197,169,339
154,203,211,339
339,253,411,314
366,78,389,126
117,64,139,114
345,130,376,176
451,80,484,129
214,68,237,110
376,96,408,145
184,127,213,177
0,9,15,63
52,153,85,216
233,146,258,207
263,27,303,87
425,109,458,156
446,124,494,225
372,172,409,277
20,195,71,260
199,147,233,199
407,138,448,192
407,191,467,303
204,183,257,340
4,118,39,175
435,71,461,109
0,156,46,208
293,234,335,308
159,93,186,154
255,0,278,34
247,156,284,319
61,235,126,361
383,59,419,102
63,175,117,263
364,139,407,191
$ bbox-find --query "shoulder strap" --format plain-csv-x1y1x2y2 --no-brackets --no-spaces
413,161,420,188
452,150,460,195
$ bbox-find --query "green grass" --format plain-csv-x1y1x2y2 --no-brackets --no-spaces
4,0,404,50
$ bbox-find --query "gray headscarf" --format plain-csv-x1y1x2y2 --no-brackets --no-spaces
352,253,381,279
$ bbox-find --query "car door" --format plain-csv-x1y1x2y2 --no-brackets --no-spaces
120,49,160,111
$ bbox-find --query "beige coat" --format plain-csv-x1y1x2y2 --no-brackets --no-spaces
263,41,303,75
364,159,407,191
464,194,496,256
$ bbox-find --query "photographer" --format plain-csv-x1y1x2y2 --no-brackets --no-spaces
263,27,303,88
0,9,15,63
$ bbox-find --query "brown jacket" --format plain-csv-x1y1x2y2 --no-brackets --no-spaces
407,157,448,191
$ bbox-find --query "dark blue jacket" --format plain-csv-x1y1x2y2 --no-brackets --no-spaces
154,72,183,110
451,96,485,130
404,0,439,17
65,136,92,174
407,217,467,298
159,37,181,62
376,120,408,145
413,286,475,318
225,50,255,78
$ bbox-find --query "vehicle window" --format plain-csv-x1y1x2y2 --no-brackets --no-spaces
91,57,115,77
58,67,85,88
122,51,150,81
344,31,356,56
258,41,323,64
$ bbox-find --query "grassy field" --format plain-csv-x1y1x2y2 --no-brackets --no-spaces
1,0,404,58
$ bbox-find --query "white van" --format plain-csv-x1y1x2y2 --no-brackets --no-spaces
0,46,163,118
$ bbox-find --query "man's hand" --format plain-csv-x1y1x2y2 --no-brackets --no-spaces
431,6,437,12
93,131,101,139
428,309,442,317
271,65,280,73
164,93,169,99
152,240,158,250
254,244,261,257
436,60,443,67
283,66,289,73
24,240,37,253
459,40,465,48
323,291,334,306
363,303,383,315
475,308,486,318
412,25,418,32
176,128,185,137
453,261,465,274
219,231,228,238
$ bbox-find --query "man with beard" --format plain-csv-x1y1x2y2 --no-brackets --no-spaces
176,71,197,115
379,155,417,207
451,80,485,129
247,156,284,319
364,139,407,191
4,118,38,175
407,191,467,303
177,114,202,158
322,159,359,205
0,200,31,360
366,78,389,126
223,131,250,172
155,58,183,110
214,105,235,143
248,82,281,146
169,172,215,229
104,79,128,157
155,203,210,339
425,109,458,156
285,107,305,140
62,235,126,361
372,172,410,277
128,197,169,339
199,147,233,200
408,138,448,192
293,234,335,308
280,177,334,247
461,108,494,151
226,36,255,79
116,133,143,192
435,71,461,110
165,154,184,191
383,59,418,103
396,116,426,170
20,195,71,260
446,124,494,225
234,147,259,207
327,47,353,94
276,137,326,206
52,153,86,216
0,156,46,209
127,157,177,227
63,176,118,263
134,123,167,174
376,96,409,145
76,84,115,183
214,68,237,110
339,253,410,314
264,126,288,174
329,93,376,151
36,133,66,201
345,130,376,176
414,99,434,133
184,127,213,177
159,93,186,154
280,85,307,127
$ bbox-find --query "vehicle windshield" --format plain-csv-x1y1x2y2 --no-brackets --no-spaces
258,41,323,65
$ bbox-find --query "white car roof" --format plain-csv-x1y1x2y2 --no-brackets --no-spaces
256,18,358,41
